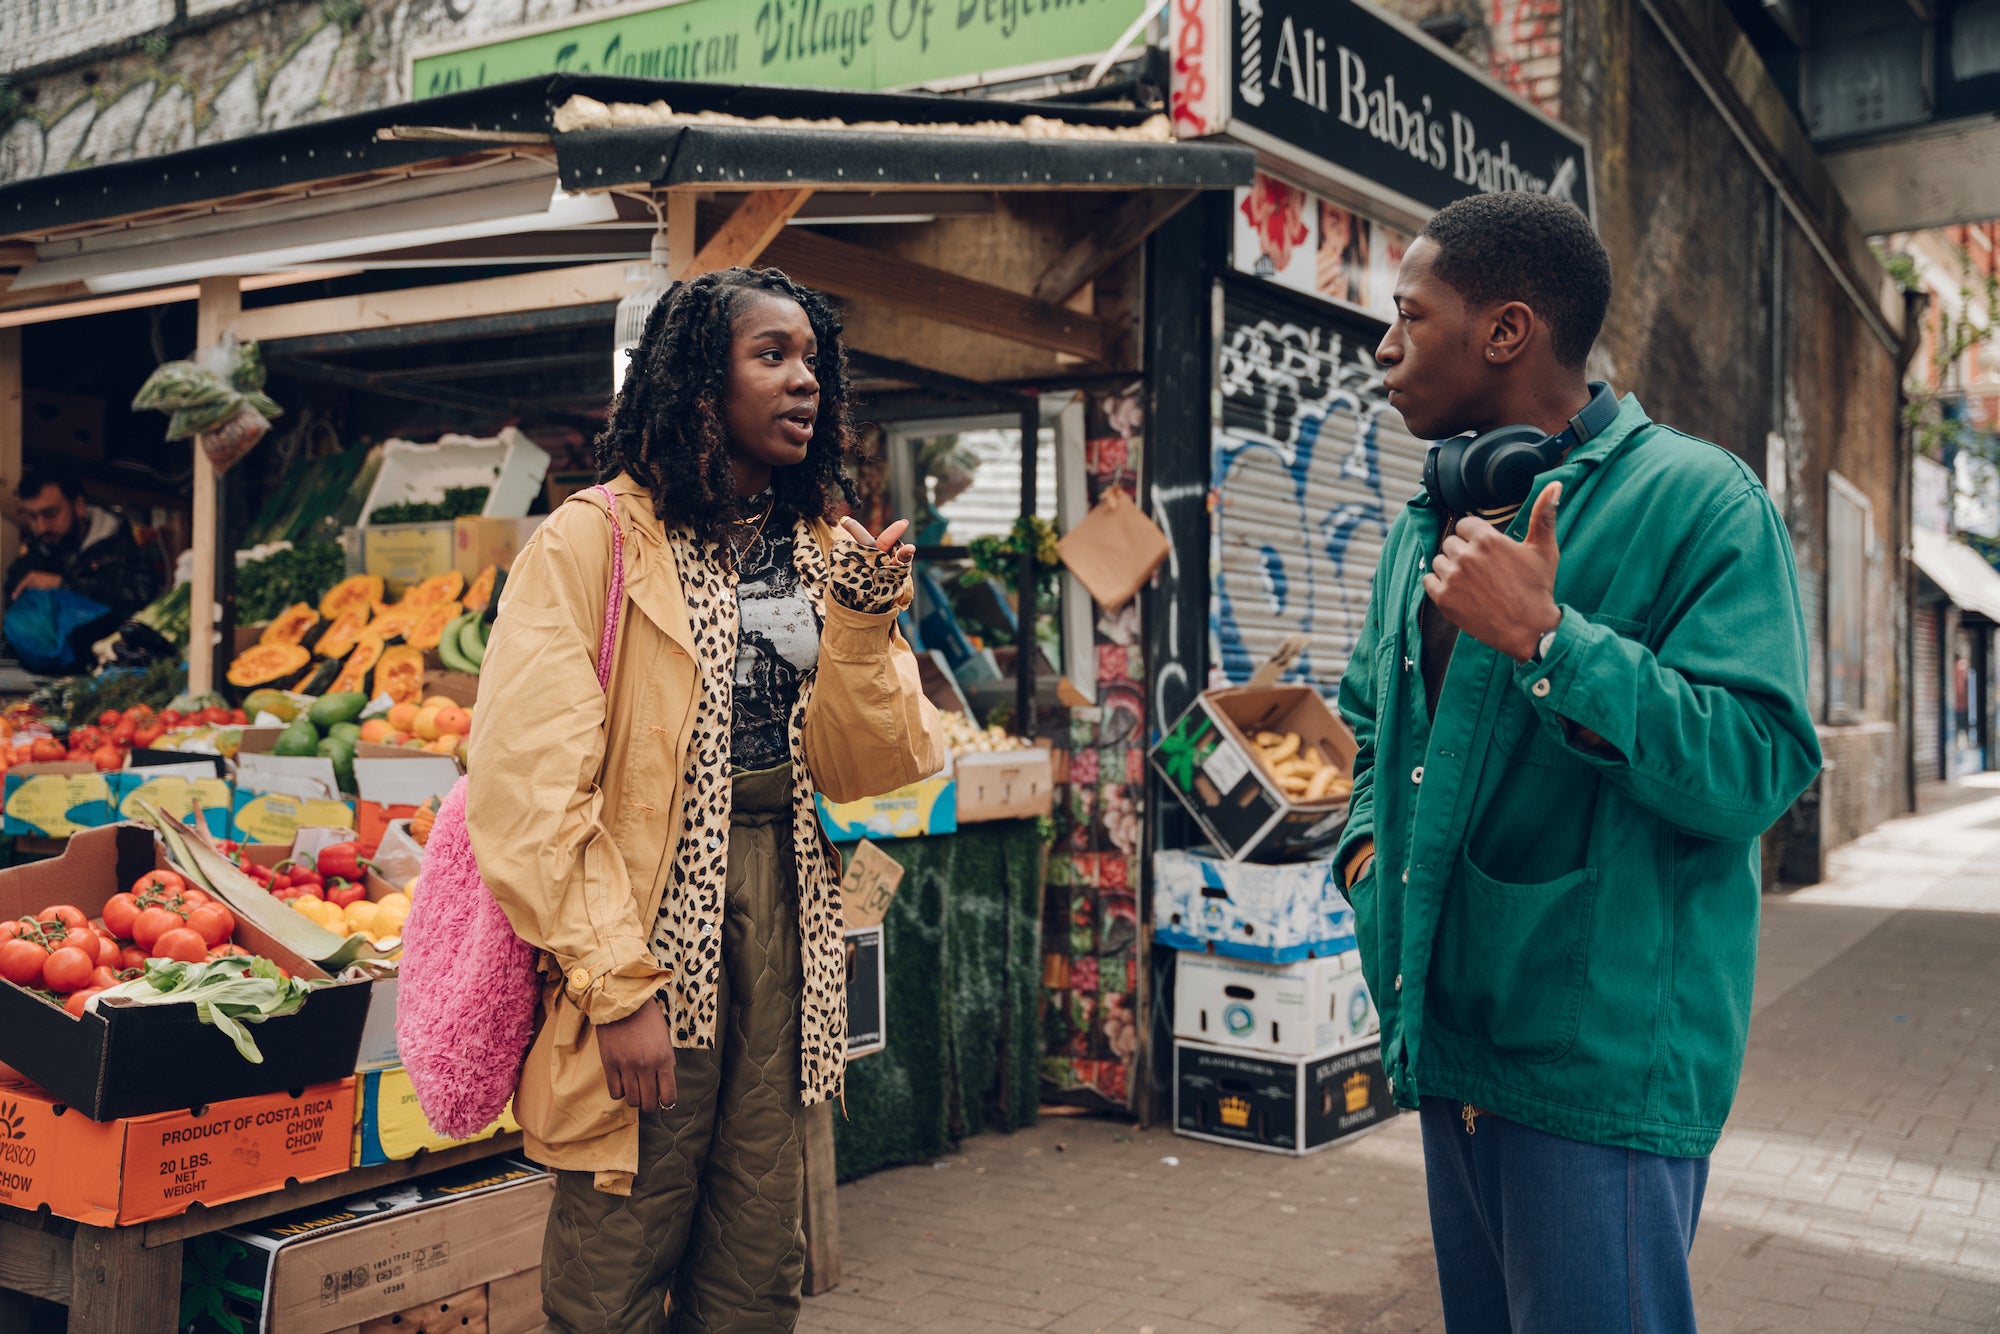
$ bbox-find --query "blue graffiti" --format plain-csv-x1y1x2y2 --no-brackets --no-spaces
1211,315,1397,688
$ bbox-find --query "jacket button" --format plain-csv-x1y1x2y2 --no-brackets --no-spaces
1532,678,1552,698
1411,766,1424,784
1387,1077,1396,1096
1401,869,1409,883
1394,973,1403,991
568,966,591,991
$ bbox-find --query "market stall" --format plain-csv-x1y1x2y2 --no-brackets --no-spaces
0,72,1251,1328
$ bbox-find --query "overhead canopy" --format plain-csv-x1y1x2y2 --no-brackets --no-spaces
1913,528,2000,623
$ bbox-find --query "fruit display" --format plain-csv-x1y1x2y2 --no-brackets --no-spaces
939,710,1036,757
0,702,250,774
319,574,385,622
373,645,426,704
0,873,243,1018
259,603,322,645
227,642,311,688
435,609,490,674
1248,730,1351,803
358,695,474,756
291,890,410,953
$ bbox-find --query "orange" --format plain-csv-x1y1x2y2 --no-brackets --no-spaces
435,706,471,737
422,695,458,711
413,705,444,742
426,734,464,757
387,702,419,733
359,719,394,745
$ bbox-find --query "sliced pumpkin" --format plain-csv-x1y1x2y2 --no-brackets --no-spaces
462,565,499,613
403,571,466,607
366,606,420,642
227,642,311,689
407,603,462,651
259,602,321,647
316,609,370,660
330,637,386,696
320,574,384,622
374,645,427,706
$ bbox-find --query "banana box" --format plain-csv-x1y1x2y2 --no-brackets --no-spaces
1173,949,1377,1056
815,765,956,843
2,763,113,837
1152,848,1355,963
1148,683,1355,863
352,1064,519,1166
1173,1039,1395,1156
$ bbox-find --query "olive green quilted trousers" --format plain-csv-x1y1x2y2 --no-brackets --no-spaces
543,764,806,1333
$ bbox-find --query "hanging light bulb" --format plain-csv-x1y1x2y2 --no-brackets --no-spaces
612,220,673,393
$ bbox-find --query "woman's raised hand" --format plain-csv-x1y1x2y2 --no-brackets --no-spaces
841,517,915,565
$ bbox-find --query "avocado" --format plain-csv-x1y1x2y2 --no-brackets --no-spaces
317,735,357,793
307,692,368,730
272,717,320,758
328,722,363,745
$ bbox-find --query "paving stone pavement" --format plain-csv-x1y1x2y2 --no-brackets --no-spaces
801,782,2000,1334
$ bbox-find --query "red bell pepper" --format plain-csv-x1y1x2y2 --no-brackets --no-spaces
315,843,371,883
325,878,368,908
276,859,323,890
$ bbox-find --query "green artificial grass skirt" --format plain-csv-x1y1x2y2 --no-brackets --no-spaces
831,819,1044,1182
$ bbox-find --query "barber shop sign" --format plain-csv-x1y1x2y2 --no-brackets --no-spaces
1170,0,1593,225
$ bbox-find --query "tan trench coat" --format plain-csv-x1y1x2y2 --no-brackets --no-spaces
465,475,943,1192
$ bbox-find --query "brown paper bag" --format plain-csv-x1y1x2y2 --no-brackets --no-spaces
1058,486,1171,611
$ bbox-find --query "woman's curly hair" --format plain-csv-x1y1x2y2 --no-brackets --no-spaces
594,266,858,553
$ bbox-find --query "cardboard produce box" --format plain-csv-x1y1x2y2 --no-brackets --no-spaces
0,1073,354,1225
2,762,114,837
1173,1039,1395,1156
108,770,235,838
204,1155,552,1334
233,728,356,844
354,753,460,851
1172,950,1378,1057
345,521,457,598
0,824,373,1120
1150,682,1356,863
352,1065,519,1167
454,514,543,580
954,747,1054,823
1152,848,1356,963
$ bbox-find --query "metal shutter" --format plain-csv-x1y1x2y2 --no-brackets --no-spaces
1914,601,1941,784
1211,280,1428,693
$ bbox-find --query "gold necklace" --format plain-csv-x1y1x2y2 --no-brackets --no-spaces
732,500,774,555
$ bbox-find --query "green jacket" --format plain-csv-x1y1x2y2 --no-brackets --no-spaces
1332,395,1820,1157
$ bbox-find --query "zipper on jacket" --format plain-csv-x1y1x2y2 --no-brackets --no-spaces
1462,1103,1480,1135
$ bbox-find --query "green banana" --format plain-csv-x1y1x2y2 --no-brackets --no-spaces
463,615,488,668
436,612,479,673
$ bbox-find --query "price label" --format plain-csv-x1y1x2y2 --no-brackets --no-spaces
839,839,906,929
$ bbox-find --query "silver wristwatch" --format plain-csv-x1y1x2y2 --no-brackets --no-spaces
1533,627,1558,663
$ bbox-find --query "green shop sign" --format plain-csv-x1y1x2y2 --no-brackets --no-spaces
412,0,1144,98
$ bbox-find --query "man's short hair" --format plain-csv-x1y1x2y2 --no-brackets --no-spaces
16,467,82,504
1420,192,1612,369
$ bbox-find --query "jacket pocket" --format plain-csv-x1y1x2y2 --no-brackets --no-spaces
1428,852,1598,1064
1494,612,1644,767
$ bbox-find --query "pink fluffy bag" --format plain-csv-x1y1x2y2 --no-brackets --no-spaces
397,486,627,1140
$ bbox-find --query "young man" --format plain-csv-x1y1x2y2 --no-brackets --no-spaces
1333,192,1820,1331
5,469,162,668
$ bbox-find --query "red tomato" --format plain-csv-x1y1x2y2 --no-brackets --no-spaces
185,903,235,948
29,737,66,763
41,945,96,993
132,723,166,749
98,710,122,729
211,943,252,959
0,921,17,944
0,938,49,986
228,709,249,725
131,870,186,899
41,905,87,932
72,727,102,750
54,927,100,963
179,887,212,909
200,706,230,726
111,718,137,743
94,934,120,967
152,928,209,964
131,906,184,952
102,893,141,940
64,988,103,1018
121,705,151,724
118,945,148,971
91,744,123,772
89,965,120,990
159,709,182,728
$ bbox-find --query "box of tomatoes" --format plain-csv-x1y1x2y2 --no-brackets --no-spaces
0,824,373,1121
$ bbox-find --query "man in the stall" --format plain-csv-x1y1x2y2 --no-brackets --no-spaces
5,467,163,673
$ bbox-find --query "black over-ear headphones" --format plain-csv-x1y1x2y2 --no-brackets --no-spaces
1422,382,1620,514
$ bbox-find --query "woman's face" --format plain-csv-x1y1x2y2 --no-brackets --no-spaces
723,293,820,476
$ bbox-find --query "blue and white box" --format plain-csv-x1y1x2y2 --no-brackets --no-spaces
1173,949,1378,1057
1152,848,1356,963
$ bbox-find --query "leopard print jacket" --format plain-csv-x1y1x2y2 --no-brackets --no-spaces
649,519,908,1107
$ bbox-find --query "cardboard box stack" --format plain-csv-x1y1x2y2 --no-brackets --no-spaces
1147,642,1394,1155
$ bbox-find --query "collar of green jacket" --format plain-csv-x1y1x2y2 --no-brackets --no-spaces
1334,393,1822,1158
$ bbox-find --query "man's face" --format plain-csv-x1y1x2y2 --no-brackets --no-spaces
1375,237,1493,441
19,486,82,546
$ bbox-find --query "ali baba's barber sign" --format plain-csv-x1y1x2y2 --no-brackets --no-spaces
1169,0,1593,226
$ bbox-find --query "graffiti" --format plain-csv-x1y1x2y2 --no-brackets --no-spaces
1210,309,1398,686
1486,0,1563,115
1169,0,1213,136
1149,478,1205,729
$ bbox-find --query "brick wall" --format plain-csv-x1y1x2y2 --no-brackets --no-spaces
1486,0,1565,114
1816,722,1904,855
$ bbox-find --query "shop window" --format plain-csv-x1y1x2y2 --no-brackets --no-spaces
1825,472,1872,723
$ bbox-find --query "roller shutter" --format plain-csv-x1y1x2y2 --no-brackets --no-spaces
1211,279,1428,693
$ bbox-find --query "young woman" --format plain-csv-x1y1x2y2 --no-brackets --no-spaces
466,267,944,1331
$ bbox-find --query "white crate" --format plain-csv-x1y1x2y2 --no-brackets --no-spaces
359,427,550,524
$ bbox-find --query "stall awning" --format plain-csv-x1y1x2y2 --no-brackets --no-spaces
1913,528,2000,622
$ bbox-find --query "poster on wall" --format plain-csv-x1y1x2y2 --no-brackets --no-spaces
1232,172,1411,325
1173,0,1593,226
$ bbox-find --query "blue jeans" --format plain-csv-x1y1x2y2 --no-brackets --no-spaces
1419,1098,1708,1333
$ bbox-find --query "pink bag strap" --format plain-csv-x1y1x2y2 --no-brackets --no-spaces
591,484,625,691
